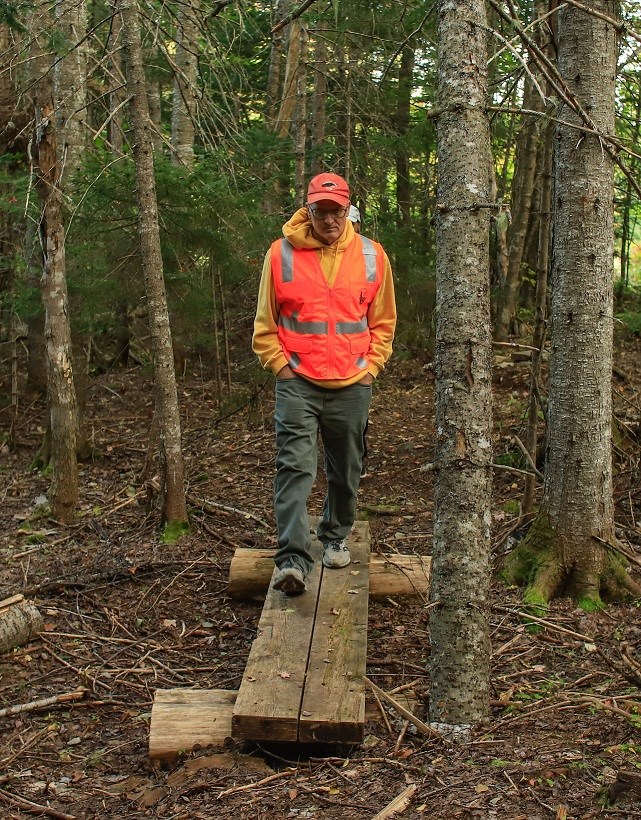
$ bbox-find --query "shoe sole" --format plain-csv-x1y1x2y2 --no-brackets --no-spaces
273,573,306,595
322,553,351,569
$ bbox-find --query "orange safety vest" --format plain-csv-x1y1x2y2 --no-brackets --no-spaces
271,234,384,380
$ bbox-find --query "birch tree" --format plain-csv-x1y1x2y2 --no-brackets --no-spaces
505,0,641,605
119,0,188,529
429,0,493,729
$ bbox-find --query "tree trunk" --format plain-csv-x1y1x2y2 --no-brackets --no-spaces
34,97,79,524
119,0,188,529
429,0,493,730
108,1,126,155
293,22,308,205
265,0,289,131
522,119,553,516
171,0,199,167
395,44,414,228
54,0,89,185
494,79,541,341
506,0,639,606
310,21,328,175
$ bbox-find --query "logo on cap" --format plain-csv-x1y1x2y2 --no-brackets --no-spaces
322,181,337,188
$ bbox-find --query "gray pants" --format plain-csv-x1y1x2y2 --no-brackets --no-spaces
274,376,372,575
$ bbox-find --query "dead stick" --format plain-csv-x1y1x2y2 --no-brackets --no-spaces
217,768,298,799
0,787,76,819
495,607,592,642
372,689,393,734
0,690,86,719
364,676,441,738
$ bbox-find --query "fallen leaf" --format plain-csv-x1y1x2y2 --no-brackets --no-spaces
279,671,291,679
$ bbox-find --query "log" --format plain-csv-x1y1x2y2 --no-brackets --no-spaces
149,689,237,762
228,549,430,600
0,595,44,654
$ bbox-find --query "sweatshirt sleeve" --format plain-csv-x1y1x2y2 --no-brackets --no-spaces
366,251,397,378
251,248,289,376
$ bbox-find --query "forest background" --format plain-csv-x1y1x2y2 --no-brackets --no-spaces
1,0,641,818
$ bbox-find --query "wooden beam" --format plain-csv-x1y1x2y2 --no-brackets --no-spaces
231,542,323,742
149,689,237,762
228,549,430,600
299,522,369,743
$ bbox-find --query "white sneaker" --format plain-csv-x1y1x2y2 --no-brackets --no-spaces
322,540,351,568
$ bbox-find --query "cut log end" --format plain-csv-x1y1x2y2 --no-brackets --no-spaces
0,598,44,655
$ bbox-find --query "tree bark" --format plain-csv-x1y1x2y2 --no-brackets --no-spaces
494,78,541,341
506,0,639,605
293,22,308,205
119,0,188,528
429,0,493,729
34,97,79,524
310,21,328,175
171,0,200,167
54,0,89,185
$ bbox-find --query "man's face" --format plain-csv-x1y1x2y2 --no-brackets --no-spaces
307,199,349,246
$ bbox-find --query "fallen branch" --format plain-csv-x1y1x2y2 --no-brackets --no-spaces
0,786,76,819
0,689,87,719
217,768,298,799
364,676,441,739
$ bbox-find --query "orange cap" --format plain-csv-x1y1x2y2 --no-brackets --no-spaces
307,173,350,206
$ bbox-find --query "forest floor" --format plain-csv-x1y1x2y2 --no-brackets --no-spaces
1,332,641,820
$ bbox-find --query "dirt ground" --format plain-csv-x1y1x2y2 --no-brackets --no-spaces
1,335,641,820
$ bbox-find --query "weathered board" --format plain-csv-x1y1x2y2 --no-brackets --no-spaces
149,689,237,762
231,542,324,742
299,523,369,743
231,523,370,744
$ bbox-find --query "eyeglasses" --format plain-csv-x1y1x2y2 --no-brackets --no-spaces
307,204,349,219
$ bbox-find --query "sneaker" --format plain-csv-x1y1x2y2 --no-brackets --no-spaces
273,558,307,595
322,540,351,569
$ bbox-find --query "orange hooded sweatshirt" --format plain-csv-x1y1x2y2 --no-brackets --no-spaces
252,207,396,389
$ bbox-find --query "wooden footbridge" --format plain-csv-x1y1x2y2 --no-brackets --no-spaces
149,522,430,761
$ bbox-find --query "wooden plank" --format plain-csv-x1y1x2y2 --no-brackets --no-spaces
228,548,430,600
231,542,323,742
149,689,237,762
298,521,370,743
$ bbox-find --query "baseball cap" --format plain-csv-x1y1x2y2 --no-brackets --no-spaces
348,205,361,223
307,173,350,206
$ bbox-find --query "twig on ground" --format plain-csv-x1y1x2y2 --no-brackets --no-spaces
217,768,298,799
364,676,441,739
0,689,86,719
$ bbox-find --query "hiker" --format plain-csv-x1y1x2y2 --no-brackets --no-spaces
252,172,396,595
348,204,362,234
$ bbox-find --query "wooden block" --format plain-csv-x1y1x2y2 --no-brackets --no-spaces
299,521,369,743
231,542,323,742
228,548,430,600
149,689,237,762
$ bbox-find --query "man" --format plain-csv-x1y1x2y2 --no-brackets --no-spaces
348,205,362,234
252,172,396,595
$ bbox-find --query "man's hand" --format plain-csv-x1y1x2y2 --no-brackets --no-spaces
277,365,296,379
360,373,374,386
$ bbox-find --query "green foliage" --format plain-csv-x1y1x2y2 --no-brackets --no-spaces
615,310,641,335
0,0,26,31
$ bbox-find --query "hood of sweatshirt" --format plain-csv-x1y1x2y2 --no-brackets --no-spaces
282,207,355,251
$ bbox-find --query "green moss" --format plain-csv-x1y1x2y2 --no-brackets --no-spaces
578,595,605,613
503,500,521,516
161,520,190,543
